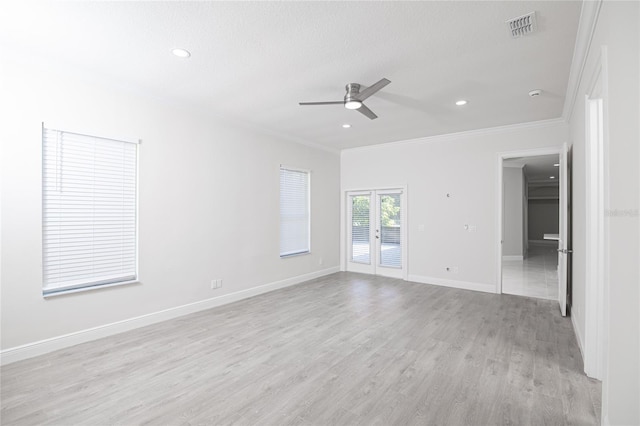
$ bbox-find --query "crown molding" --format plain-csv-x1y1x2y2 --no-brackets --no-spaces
562,0,603,122
341,117,566,154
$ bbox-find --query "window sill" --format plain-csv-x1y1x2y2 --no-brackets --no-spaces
43,280,140,298
280,251,311,259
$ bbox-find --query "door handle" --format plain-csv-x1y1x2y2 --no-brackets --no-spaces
557,249,573,254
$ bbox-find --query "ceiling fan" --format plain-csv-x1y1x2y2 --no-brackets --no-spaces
299,78,391,120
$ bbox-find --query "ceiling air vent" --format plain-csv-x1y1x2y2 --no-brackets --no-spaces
507,12,537,38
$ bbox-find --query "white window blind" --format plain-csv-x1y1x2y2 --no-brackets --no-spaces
42,126,138,296
280,167,310,257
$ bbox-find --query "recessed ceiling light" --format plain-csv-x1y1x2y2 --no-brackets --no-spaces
553,163,560,167
172,48,191,58
550,176,556,179
342,124,351,128
455,100,468,106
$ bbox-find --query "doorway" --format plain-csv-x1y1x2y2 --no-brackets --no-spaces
346,189,406,279
497,146,571,316
502,154,560,300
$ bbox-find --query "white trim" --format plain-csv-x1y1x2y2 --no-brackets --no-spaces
279,165,311,174
342,118,566,154
583,47,608,381
562,0,603,121
43,280,140,298
343,185,408,192
408,275,496,294
572,309,585,357
498,146,562,160
502,255,524,261
42,121,141,145
503,162,525,169
497,155,504,294
0,267,339,366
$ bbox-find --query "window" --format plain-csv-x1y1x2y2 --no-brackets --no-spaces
42,126,138,296
279,167,310,257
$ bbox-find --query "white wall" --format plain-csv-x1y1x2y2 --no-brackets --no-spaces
0,55,340,352
341,120,568,293
568,1,639,424
502,167,524,257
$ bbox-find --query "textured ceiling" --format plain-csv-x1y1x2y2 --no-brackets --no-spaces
0,1,582,150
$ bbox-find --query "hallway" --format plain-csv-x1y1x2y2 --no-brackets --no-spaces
503,245,559,300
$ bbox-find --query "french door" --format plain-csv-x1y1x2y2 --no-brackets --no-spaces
346,189,405,279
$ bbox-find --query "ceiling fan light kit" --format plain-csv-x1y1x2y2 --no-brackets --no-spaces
299,78,391,120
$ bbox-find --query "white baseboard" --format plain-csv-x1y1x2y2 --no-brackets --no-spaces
0,266,340,366
571,310,585,363
407,274,496,294
529,239,558,247
502,255,524,261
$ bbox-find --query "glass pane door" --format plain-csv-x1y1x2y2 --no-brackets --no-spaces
346,189,404,278
351,195,371,264
378,193,402,268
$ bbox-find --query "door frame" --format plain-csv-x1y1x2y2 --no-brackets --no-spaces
583,46,609,381
342,185,408,280
496,146,563,295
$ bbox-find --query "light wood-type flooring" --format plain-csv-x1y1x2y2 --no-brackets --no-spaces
1,272,601,425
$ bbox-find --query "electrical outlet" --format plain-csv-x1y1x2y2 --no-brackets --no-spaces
446,266,459,273
210,279,216,290
217,279,222,288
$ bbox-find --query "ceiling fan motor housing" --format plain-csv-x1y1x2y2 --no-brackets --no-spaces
345,83,361,102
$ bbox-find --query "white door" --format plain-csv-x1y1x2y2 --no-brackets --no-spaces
558,143,569,316
346,189,405,278
347,192,375,275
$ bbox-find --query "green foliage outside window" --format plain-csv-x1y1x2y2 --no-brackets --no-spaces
352,195,400,227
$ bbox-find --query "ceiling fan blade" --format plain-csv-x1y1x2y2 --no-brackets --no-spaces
299,101,344,106
356,104,378,120
355,78,391,101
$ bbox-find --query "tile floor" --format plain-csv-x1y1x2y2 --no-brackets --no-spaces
502,244,559,300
